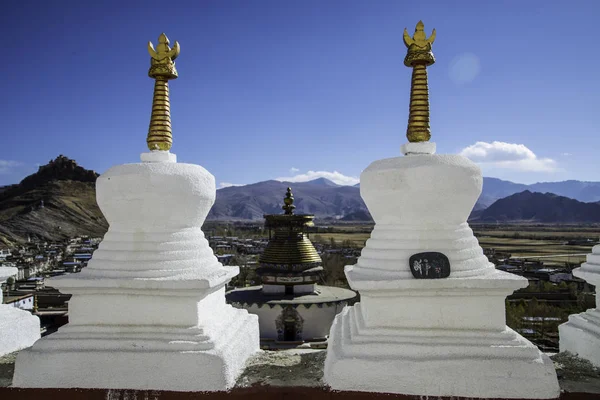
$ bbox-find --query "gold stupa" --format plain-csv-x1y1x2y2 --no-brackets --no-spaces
258,188,322,281
403,21,436,143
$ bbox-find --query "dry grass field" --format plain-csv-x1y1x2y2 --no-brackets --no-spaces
311,232,371,247
475,236,591,265
473,224,599,266
313,224,600,267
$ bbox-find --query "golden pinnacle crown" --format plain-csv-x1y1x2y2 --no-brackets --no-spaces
146,33,180,151
282,187,296,215
403,21,436,143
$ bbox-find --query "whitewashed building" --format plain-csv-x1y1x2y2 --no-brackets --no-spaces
0,267,40,357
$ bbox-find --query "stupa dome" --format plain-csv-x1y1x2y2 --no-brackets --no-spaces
97,162,216,231
360,154,482,226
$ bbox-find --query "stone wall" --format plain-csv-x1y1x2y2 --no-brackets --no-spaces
0,387,596,400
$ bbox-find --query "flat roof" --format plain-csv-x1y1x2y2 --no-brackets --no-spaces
3,294,33,303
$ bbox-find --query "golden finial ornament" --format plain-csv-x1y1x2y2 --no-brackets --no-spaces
282,187,296,215
146,33,181,151
403,21,436,143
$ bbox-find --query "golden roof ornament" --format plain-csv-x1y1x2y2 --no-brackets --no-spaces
282,187,296,215
403,21,436,143
146,33,180,151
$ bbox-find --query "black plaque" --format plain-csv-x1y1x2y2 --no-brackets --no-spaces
409,252,450,279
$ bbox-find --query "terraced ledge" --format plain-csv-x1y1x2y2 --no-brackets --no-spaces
1,349,600,399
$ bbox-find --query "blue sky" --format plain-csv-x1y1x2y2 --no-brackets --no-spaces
1,0,598,187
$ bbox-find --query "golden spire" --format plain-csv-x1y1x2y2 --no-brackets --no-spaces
403,21,436,143
282,187,296,215
146,33,180,151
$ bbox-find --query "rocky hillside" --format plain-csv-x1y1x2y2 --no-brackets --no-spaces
0,156,107,244
474,191,600,223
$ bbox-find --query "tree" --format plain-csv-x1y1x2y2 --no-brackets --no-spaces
505,301,526,332
341,239,356,249
321,253,349,288
542,281,559,293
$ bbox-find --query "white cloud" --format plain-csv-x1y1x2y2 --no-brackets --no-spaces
275,170,359,186
459,141,557,172
219,182,245,189
289,167,300,173
561,152,572,157
0,160,23,174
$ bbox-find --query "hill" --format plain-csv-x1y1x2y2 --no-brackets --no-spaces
477,178,600,208
306,177,340,187
339,209,373,222
208,179,368,221
0,156,107,244
529,180,600,203
476,178,529,208
475,191,600,223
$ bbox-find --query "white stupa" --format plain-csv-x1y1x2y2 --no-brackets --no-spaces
323,21,560,399
12,33,259,391
559,244,600,366
0,267,40,357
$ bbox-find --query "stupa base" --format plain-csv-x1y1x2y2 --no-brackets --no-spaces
12,308,259,391
324,306,560,399
0,307,40,357
559,309,600,367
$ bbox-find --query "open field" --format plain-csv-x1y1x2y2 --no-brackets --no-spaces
311,224,599,267
473,224,599,266
475,236,592,265
471,224,600,240
311,232,371,248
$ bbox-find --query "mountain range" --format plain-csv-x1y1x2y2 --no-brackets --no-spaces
209,178,370,221
475,178,600,209
476,191,600,223
209,177,600,222
1,156,600,243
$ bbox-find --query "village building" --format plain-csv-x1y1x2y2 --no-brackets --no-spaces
226,188,356,345
3,293,34,311
0,267,40,357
